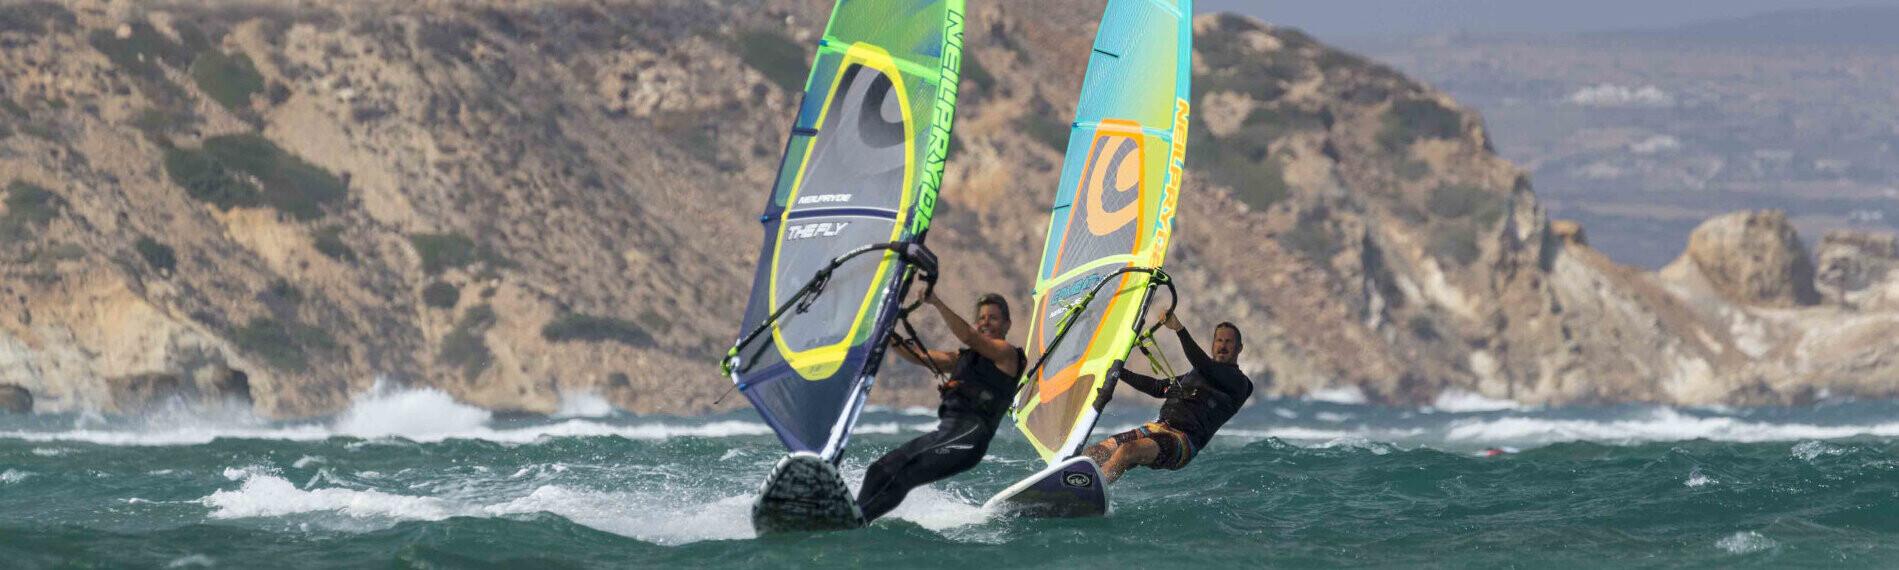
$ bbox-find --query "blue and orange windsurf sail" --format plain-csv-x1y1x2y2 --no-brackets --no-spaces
1011,0,1192,464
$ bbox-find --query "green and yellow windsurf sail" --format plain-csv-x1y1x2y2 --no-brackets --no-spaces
726,0,963,462
1012,0,1192,464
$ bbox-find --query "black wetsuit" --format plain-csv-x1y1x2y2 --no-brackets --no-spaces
857,347,1023,522
1121,329,1254,450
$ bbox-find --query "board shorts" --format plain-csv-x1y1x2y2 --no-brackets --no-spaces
1110,422,1196,470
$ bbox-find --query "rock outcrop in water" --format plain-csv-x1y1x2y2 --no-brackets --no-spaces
1676,211,1820,307
0,0,1894,416
1816,230,1899,309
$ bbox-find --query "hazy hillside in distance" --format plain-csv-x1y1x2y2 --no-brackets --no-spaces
1600,6,1899,47
1362,7,1899,269
4,0,1899,419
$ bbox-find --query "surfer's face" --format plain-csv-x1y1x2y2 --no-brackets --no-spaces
974,304,1011,340
1211,327,1242,364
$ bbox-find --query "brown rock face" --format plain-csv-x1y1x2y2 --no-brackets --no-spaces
1550,220,1587,246
1679,211,1820,307
1816,230,1899,308
108,373,187,412
211,366,253,403
0,384,30,414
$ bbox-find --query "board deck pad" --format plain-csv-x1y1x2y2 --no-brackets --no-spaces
752,452,864,534
983,456,1110,518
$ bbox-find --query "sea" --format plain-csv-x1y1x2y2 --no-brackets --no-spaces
2,386,1896,568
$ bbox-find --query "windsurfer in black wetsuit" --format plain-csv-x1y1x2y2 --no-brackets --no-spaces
857,292,1024,523
1084,313,1254,484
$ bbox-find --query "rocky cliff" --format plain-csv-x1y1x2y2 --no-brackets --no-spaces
1,0,1894,417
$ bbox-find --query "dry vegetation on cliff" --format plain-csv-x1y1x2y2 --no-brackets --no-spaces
0,0,1893,417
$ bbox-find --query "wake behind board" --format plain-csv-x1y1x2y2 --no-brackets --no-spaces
753,452,864,534
982,456,1109,518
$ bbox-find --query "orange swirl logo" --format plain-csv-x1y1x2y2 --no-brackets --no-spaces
1079,121,1145,237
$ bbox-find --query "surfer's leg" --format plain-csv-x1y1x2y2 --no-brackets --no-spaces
1083,438,1119,466
1101,436,1159,484
857,432,938,521
856,418,991,522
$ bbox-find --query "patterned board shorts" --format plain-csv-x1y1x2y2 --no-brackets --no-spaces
1110,422,1197,470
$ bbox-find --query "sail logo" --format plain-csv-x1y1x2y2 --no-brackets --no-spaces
1153,99,1190,252
1046,273,1108,319
1078,121,1146,238
796,194,853,205
913,8,963,235
786,222,850,240
1063,472,1094,488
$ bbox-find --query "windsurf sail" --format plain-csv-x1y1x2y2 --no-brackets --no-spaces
724,0,964,463
1011,0,1192,464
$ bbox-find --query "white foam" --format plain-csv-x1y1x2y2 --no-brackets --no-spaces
1,469,30,484
1319,437,1395,455
486,486,755,546
855,422,902,434
202,471,466,521
333,387,492,439
1443,408,1899,445
293,456,326,469
1685,468,1714,488
1791,440,1847,461
1314,411,1354,423
884,484,988,529
165,555,216,568
0,426,332,446
1716,531,1776,554
1429,390,1526,413
30,447,73,456
867,405,936,417
0,401,777,447
554,392,616,418
456,420,777,443
854,421,939,435
1305,385,1368,405
199,467,763,545
1221,427,1362,441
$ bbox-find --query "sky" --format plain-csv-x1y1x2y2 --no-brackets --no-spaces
1193,0,1899,40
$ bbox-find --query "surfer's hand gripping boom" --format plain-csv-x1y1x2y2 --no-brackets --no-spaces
722,240,941,377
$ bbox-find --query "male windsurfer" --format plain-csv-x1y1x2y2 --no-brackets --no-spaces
857,291,1024,523
1083,313,1254,484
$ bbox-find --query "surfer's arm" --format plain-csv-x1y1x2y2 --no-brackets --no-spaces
1176,329,1215,371
887,336,956,370
929,297,1019,376
1119,370,1171,398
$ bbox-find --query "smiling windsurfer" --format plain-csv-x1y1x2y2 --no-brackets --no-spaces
1083,313,1254,483
857,291,1024,523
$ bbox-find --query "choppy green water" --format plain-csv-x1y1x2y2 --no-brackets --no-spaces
2,389,1897,568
